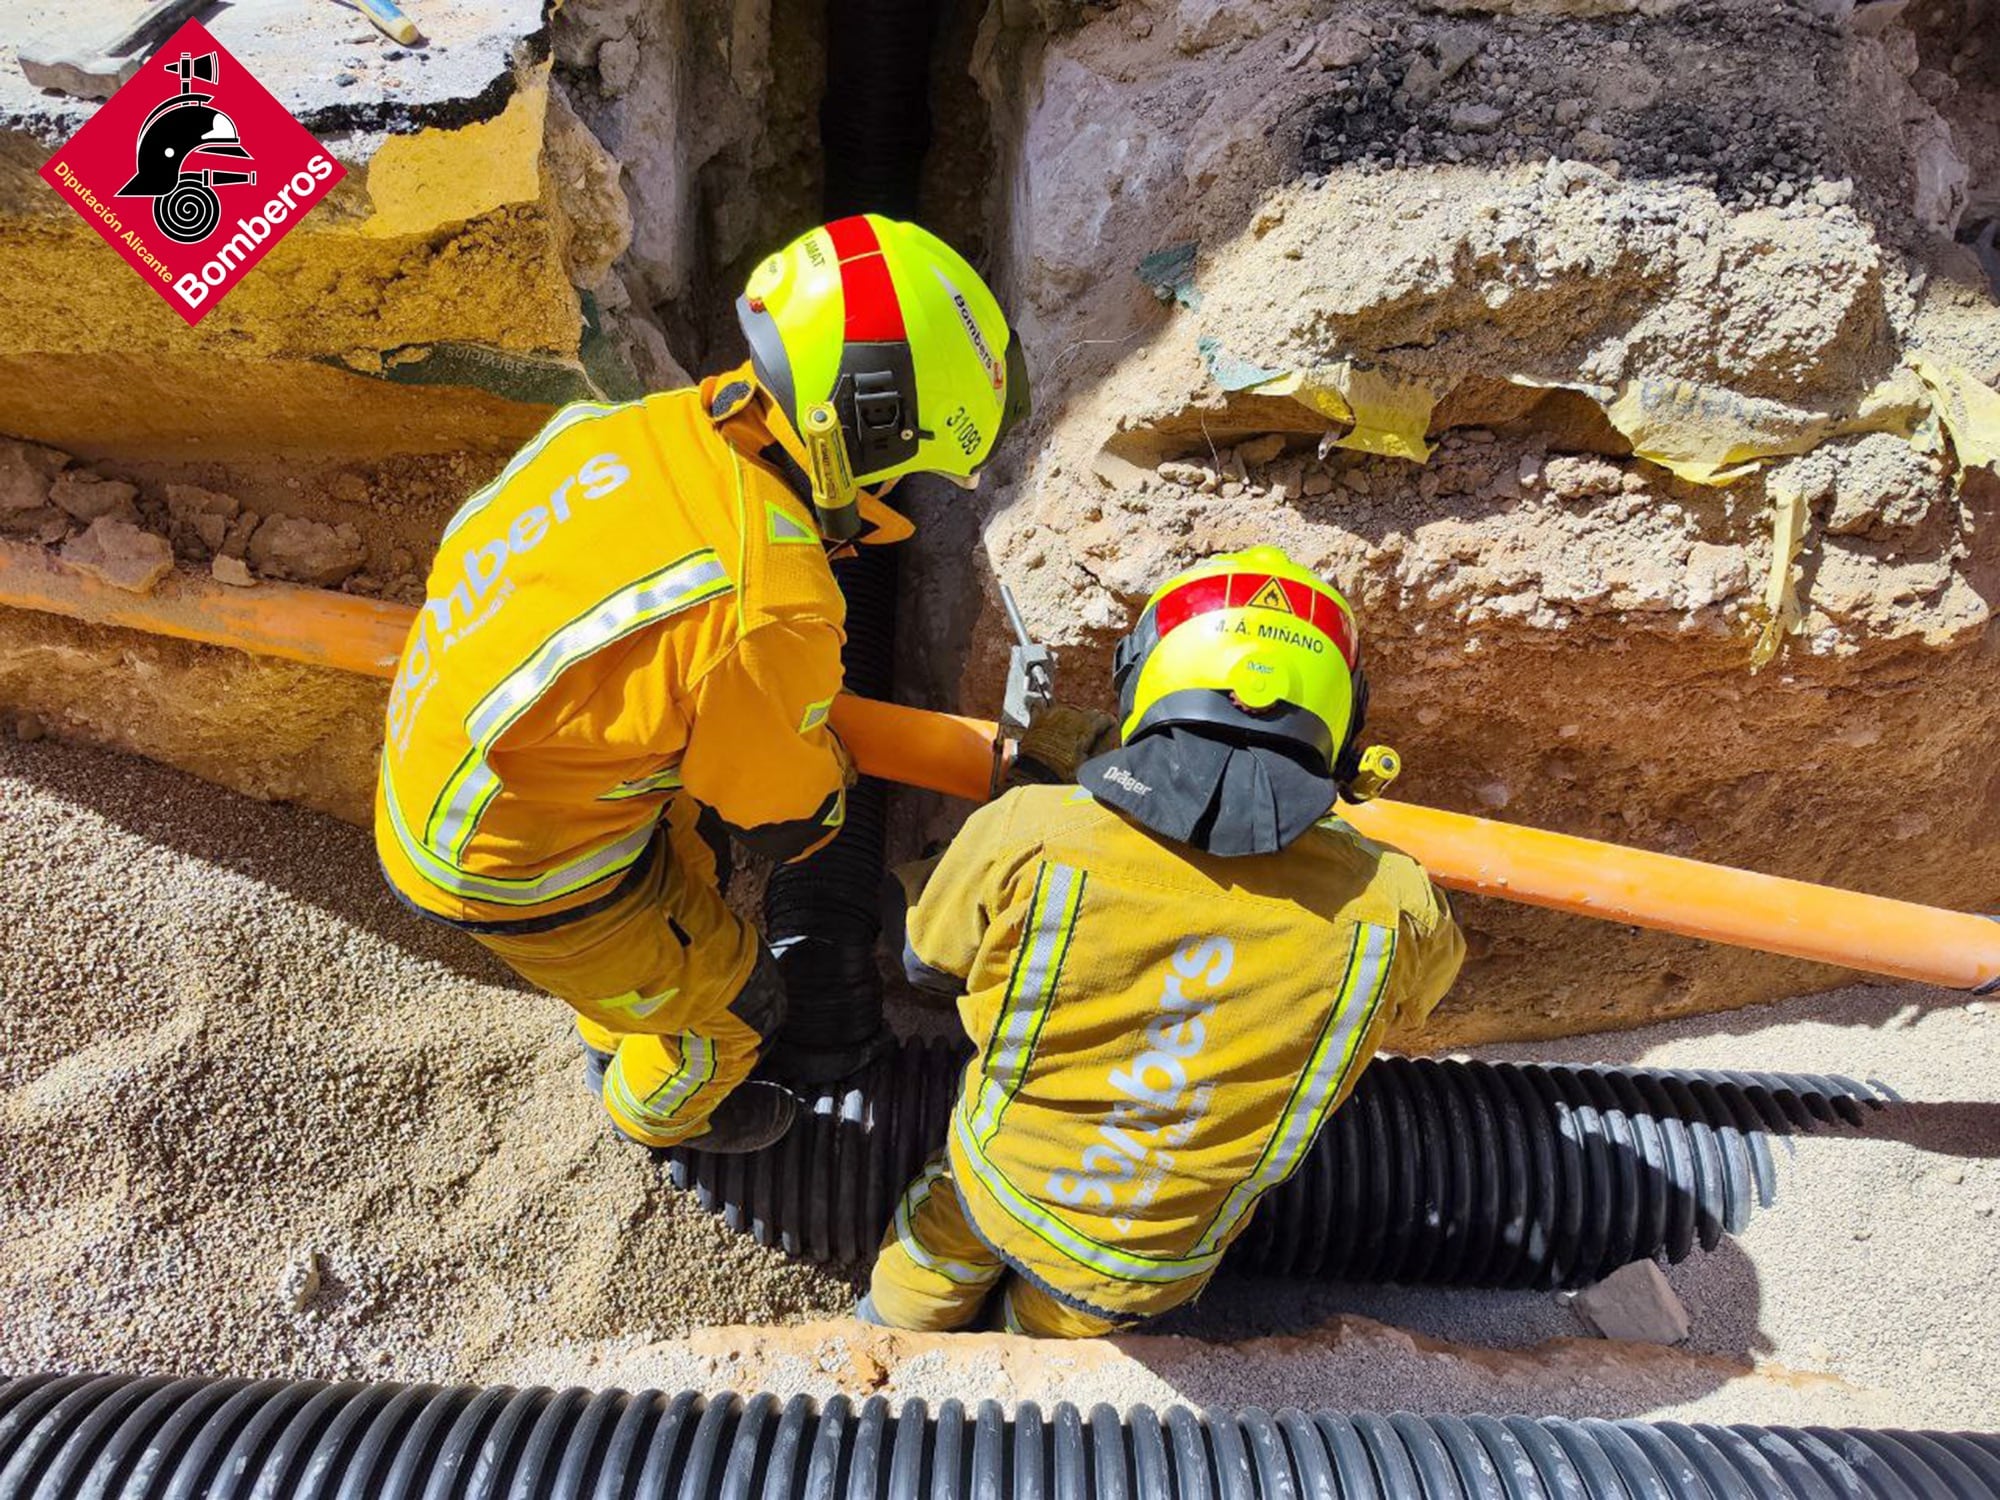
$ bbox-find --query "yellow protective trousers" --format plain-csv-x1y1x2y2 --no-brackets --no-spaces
475,797,770,1147
867,1158,1136,1338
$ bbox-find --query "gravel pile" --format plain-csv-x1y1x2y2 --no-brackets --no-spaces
0,735,850,1383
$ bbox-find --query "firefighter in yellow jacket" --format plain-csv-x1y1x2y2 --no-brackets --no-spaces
863,547,1465,1335
375,215,1029,1154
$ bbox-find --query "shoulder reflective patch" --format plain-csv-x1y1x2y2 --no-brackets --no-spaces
1247,577,1295,613
799,696,834,733
767,503,818,546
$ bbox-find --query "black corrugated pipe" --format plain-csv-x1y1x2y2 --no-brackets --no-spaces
4,1376,1997,1500
820,0,939,220
760,0,942,1084
762,548,901,1083
669,1042,1894,1287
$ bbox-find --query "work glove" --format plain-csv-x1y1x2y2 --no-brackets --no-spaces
1011,703,1120,786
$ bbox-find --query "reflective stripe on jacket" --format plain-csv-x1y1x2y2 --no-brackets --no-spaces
375,368,850,930
905,785,1465,1319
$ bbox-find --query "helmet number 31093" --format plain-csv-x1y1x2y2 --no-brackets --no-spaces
38,19,345,326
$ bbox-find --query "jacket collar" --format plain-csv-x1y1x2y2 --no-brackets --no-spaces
699,363,915,548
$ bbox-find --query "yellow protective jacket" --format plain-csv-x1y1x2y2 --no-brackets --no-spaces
904,784,1464,1320
376,369,850,932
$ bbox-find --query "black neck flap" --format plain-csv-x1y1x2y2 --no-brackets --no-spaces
1077,729,1339,857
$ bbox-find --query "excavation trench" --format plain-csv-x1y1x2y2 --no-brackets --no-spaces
0,538,1965,1300
2,540,1995,989
3,1374,1997,1500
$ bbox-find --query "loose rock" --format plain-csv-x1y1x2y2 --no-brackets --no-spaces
1313,19,1374,71
50,472,141,525
60,518,175,595
247,515,369,586
166,484,242,559
1569,1259,1692,1344
278,1251,323,1313
1236,434,1288,466
211,555,256,588
0,439,67,516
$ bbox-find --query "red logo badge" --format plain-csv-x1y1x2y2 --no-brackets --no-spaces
38,19,346,326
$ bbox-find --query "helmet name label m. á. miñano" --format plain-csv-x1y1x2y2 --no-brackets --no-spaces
1083,546,1371,857
1118,549,1362,763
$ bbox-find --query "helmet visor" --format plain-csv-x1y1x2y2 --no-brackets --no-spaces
993,336,1032,452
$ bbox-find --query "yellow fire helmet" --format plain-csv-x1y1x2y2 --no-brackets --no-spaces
1110,546,1368,778
1084,546,1372,856
736,214,1030,542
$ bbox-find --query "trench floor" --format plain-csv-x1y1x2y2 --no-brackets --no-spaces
2,735,1995,1428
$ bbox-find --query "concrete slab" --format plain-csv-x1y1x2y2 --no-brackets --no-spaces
1,0,545,145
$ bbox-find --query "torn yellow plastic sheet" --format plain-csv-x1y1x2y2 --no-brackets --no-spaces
1750,479,1810,673
1254,363,1436,462
1604,378,1831,486
1912,359,2000,472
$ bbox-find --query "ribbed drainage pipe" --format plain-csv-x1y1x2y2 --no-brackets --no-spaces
762,548,901,1083
668,1042,1892,1287
760,0,946,1084
3,1376,1995,1500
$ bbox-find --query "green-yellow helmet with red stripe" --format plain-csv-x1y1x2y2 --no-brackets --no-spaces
1110,546,1369,779
736,215,1030,492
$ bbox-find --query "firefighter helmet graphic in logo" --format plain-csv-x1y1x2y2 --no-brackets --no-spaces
115,51,256,244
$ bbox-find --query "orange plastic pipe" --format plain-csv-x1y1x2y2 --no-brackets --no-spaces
833,695,1999,989
827,695,1003,802
1338,798,2000,993
0,537,412,677
4,539,1994,990
0,539,1000,798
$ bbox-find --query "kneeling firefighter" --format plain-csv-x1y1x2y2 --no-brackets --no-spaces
865,547,1466,1335
375,216,1029,1154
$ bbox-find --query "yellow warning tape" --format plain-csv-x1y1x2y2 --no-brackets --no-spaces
1749,479,1810,674
1252,361,1436,462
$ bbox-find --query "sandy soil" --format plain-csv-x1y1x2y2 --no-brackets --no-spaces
2,733,1995,1430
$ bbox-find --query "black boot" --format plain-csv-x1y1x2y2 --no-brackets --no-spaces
672,1079,797,1154
756,1026,895,1088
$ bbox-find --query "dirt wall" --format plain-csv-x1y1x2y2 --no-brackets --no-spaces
899,0,2000,1040
0,608,385,824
